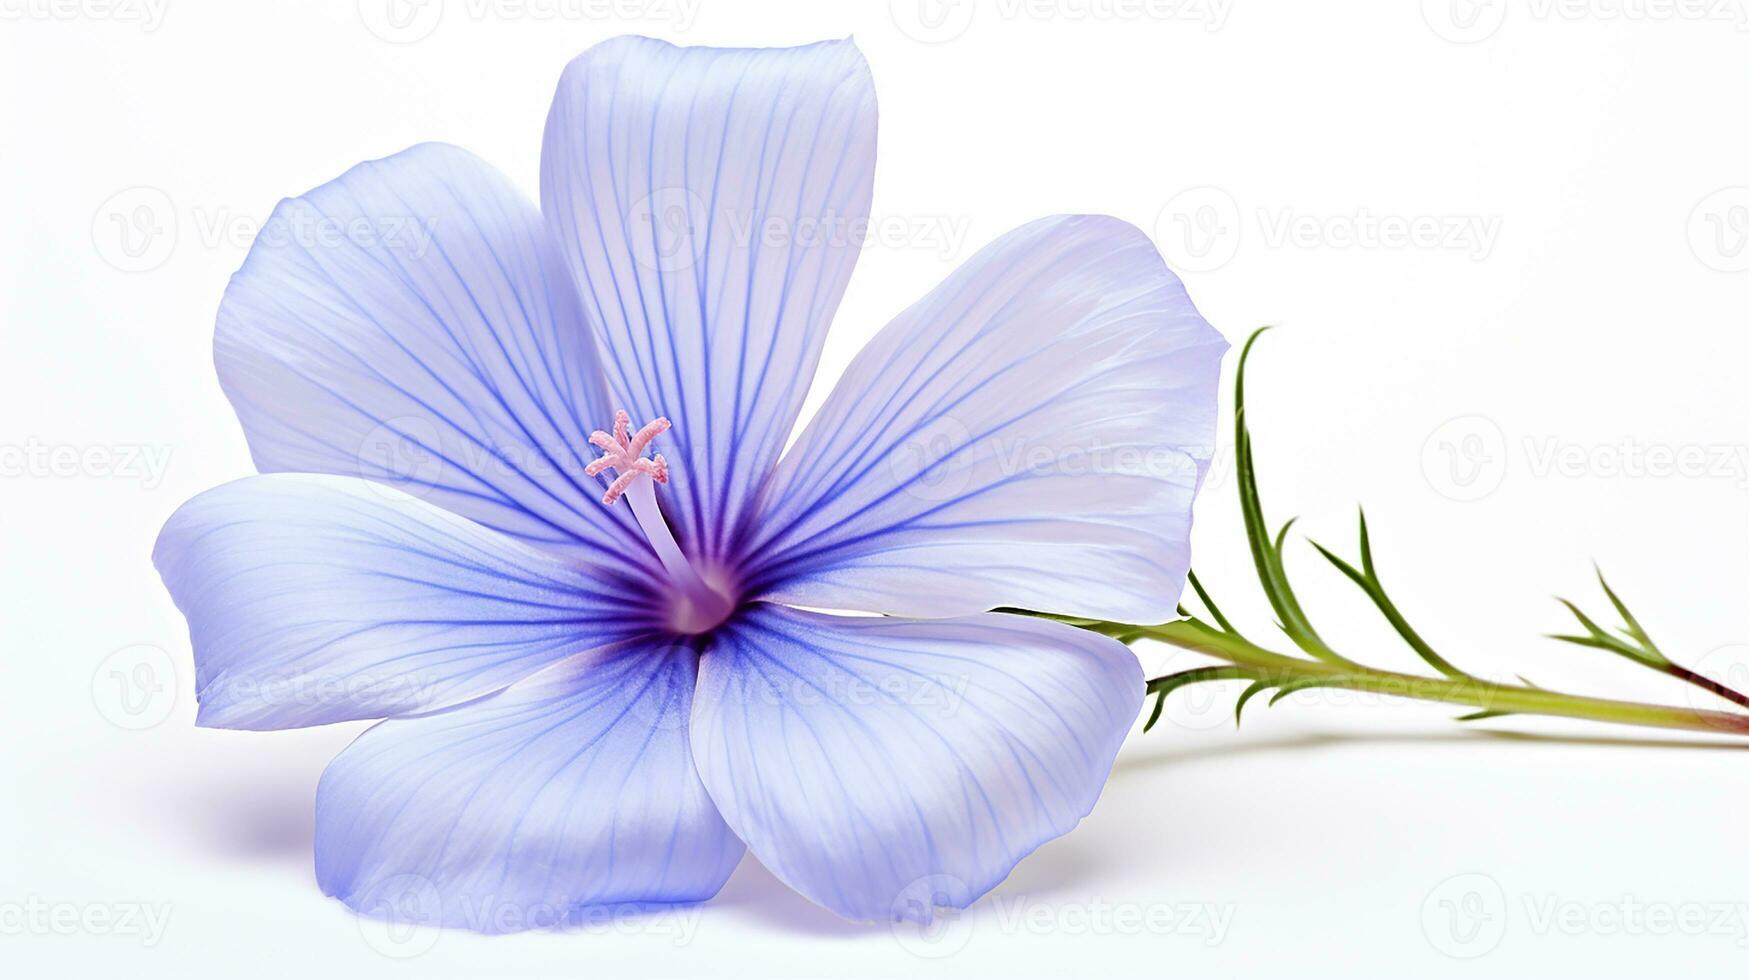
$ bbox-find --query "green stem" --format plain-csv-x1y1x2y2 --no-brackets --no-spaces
1664,662,1749,712
1132,620,1749,736
1063,327,1749,742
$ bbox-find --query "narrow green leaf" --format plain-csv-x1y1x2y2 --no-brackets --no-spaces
1546,633,1610,649
1309,535,1469,680
1553,599,1662,665
1555,598,1613,642
1232,329,1354,668
1356,507,1377,581
1146,664,1257,697
1186,569,1240,637
1593,568,1670,666
1309,540,1364,584
1272,517,1298,558
1142,665,1258,733
1266,676,1358,707
1234,679,1271,727
1143,689,1168,732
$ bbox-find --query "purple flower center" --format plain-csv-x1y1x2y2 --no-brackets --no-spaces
587,408,737,634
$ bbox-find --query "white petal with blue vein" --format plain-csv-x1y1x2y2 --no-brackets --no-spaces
541,36,877,563
690,605,1142,922
317,641,743,932
749,215,1227,623
215,142,649,570
153,473,647,729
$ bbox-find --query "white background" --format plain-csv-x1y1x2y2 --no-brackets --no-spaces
5,0,1749,976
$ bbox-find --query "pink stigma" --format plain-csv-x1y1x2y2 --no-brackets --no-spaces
585,409,670,505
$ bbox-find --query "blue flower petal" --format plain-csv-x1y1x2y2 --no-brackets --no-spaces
745,216,1227,623
691,605,1142,922
541,36,877,564
216,141,648,570
153,474,650,730
317,641,742,933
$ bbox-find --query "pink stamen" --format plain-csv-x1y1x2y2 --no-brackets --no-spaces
585,409,670,506
586,409,736,633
